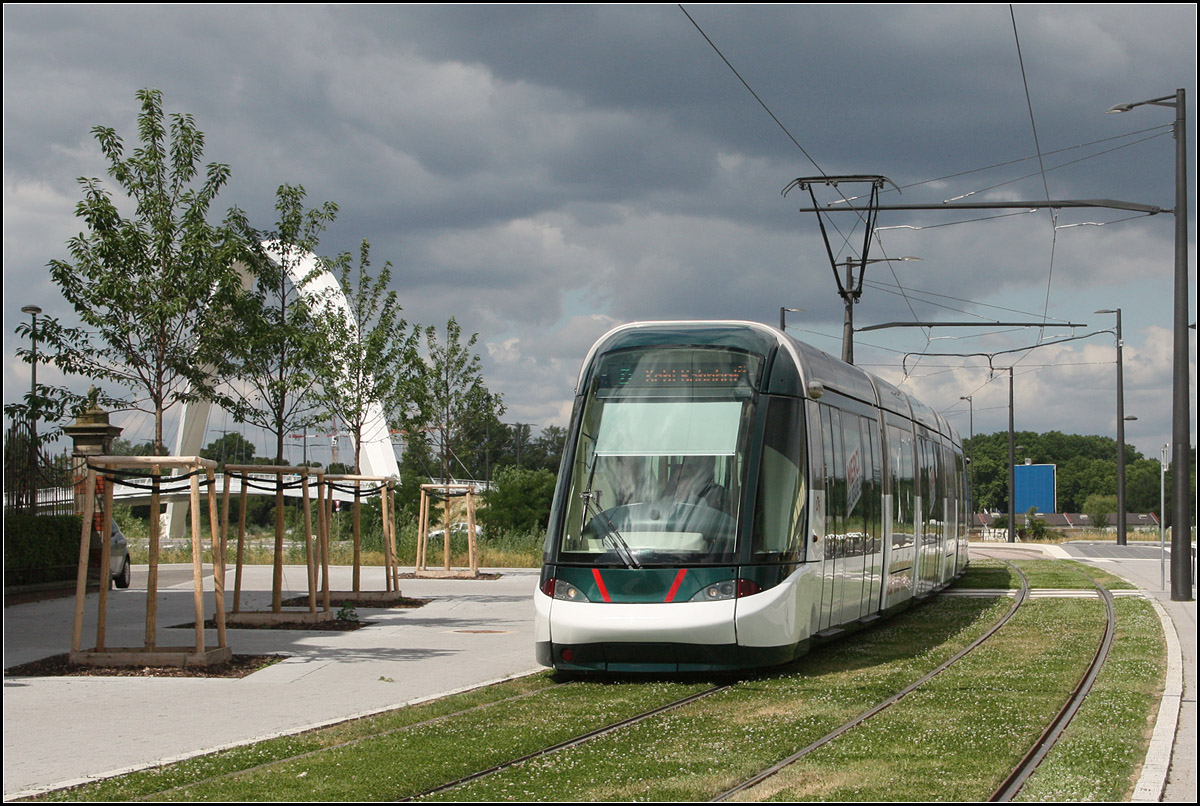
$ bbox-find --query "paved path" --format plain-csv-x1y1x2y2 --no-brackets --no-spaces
3,565,542,799
973,539,1195,803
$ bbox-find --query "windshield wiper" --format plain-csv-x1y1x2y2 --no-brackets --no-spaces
580,491,640,569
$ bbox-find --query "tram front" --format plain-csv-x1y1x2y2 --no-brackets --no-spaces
536,323,793,672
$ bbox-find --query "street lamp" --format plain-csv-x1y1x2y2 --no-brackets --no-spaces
834,256,921,364
1095,308,1129,545
1006,368,1016,544
960,395,974,524
1108,89,1191,600
1161,444,1169,590
20,304,42,435
20,304,42,515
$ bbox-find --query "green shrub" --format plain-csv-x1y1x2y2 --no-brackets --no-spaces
3,512,84,585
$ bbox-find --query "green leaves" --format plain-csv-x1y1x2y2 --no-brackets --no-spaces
419,317,505,483
42,88,249,452
315,239,421,474
216,184,339,462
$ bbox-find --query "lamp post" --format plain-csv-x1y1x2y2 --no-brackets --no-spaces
779,307,803,331
20,304,42,515
1161,444,1169,590
834,256,920,364
1095,308,1129,545
20,304,42,442
960,395,974,524
1108,89,1192,600
1006,368,1016,544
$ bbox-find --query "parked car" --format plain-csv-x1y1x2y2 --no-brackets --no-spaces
109,520,131,589
427,521,483,541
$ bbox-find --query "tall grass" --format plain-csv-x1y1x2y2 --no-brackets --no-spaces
118,503,545,569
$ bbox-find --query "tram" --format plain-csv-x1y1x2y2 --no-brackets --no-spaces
535,321,968,673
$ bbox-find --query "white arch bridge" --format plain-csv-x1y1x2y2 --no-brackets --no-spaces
165,242,400,538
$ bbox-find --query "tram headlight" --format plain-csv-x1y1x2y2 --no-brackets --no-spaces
690,580,737,602
689,579,763,602
549,579,590,602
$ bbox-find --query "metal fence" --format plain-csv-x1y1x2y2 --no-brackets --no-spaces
3,419,75,516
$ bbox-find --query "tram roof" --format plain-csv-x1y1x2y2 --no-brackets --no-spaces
580,321,960,444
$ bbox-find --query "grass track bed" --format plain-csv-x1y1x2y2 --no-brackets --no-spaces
421,596,1009,801
28,560,1164,803
739,598,1105,801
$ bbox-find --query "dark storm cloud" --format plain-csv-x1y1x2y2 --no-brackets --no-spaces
3,4,1195,459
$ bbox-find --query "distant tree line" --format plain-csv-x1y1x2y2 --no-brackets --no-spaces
964,430,1194,525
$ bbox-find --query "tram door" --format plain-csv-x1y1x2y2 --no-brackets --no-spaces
885,423,917,608
815,405,883,630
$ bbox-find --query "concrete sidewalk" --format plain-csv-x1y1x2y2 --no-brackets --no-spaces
3,564,542,799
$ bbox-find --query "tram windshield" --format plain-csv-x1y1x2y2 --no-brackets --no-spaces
558,346,760,566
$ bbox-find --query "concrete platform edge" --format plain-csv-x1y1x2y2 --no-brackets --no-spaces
5,665,544,801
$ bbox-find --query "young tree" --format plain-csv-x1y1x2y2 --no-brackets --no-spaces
316,240,421,474
198,431,257,468
479,466,557,536
40,88,251,453
420,317,505,484
217,184,338,463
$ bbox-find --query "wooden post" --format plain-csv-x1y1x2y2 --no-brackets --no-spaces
416,487,429,572
190,472,205,656
273,476,285,612
147,464,160,649
389,481,400,590
352,480,362,592
209,467,227,650
320,474,331,612
442,485,452,571
71,468,96,654
235,478,248,612
381,479,393,591
96,469,114,651
467,487,479,576
303,472,316,614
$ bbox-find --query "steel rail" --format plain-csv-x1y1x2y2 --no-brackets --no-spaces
989,571,1117,801
712,562,1030,801
400,681,738,801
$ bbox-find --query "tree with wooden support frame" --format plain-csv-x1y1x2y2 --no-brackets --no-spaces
416,483,481,579
221,464,331,625
72,455,230,667
324,474,406,600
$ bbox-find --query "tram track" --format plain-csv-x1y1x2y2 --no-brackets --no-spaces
988,568,1117,802
712,561,1118,803
119,675,729,802
711,561,1031,801
401,681,739,801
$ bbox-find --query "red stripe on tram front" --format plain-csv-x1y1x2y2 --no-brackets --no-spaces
591,568,611,602
664,569,688,602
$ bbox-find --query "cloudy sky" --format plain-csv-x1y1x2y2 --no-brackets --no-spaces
3,4,1195,466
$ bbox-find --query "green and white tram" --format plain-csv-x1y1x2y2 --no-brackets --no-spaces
535,321,968,673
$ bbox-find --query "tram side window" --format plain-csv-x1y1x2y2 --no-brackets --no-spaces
888,424,915,548
857,416,883,555
752,396,806,559
946,446,962,541
919,438,943,544
821,405,845,558
841,411,865,557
